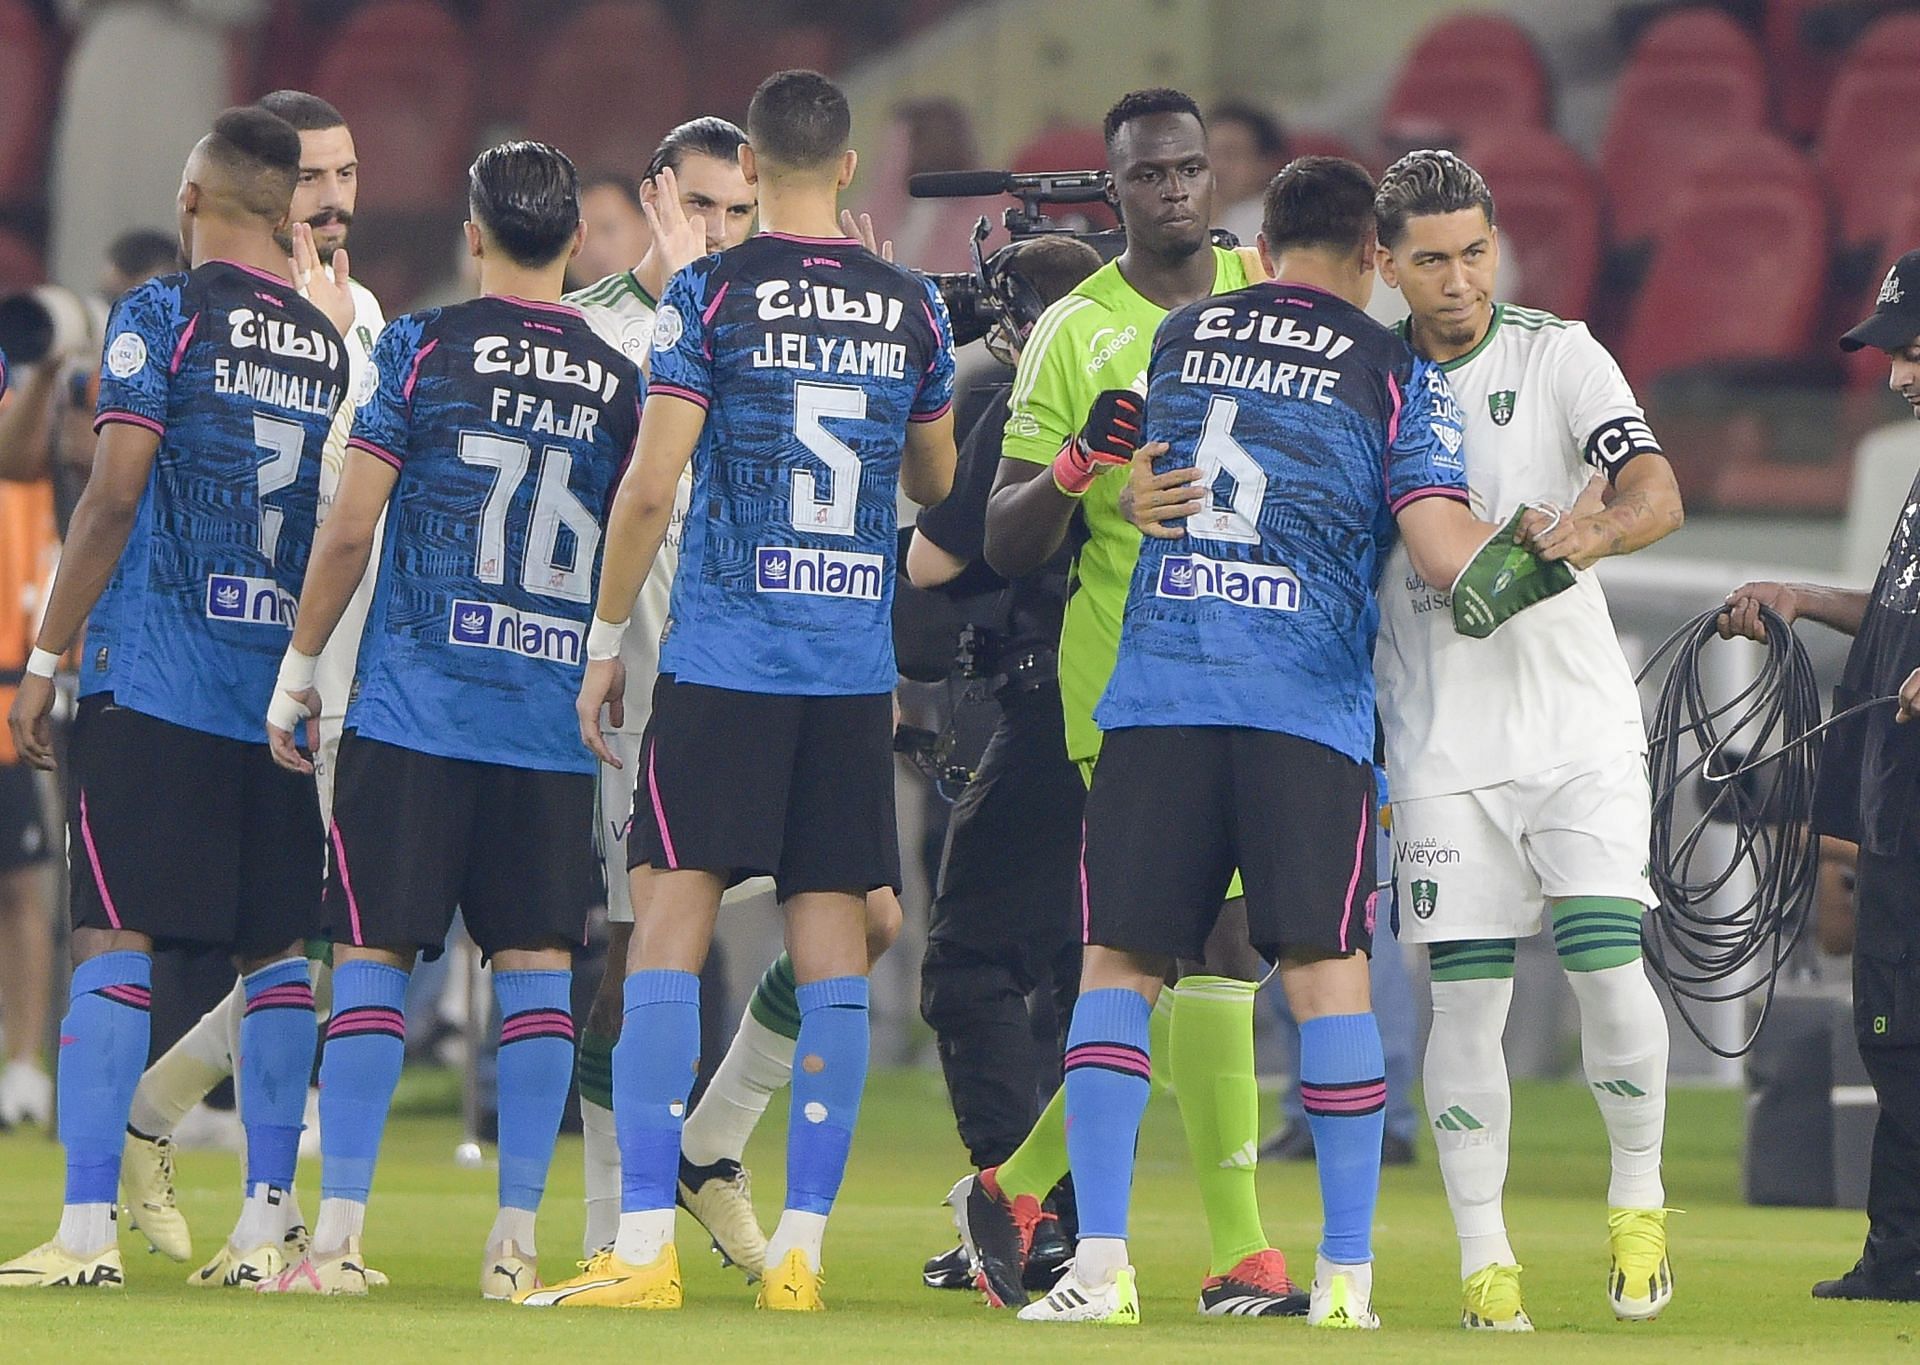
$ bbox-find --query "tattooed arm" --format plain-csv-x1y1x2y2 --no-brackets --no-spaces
1524,452,1684,570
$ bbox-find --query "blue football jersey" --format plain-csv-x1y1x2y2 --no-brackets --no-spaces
344,295,640,774
647,231,956,695
86,262,346,741
1096,280,1468,763
0,344,9,400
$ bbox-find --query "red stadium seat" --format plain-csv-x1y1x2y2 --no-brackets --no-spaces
525,3,690,181
1381,14,1550,146
1286,128,1368,170
310,1,477,214
1599,8,1768,247
1010,123,1116,230
689,9,843,121
1620,133,1828,391
0,1,53,208
1472,129,1601,321
1820,13,1920,252
0,230,43,294
1764,0,1890,141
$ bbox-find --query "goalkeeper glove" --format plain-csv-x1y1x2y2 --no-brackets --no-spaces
1450,505,1578,639
1052,388,1144,496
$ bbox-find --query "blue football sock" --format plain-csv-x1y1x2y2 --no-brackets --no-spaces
615,969,698,1214
1300,1011,1387,1264
240,958,316,1194
1061,986,1153,1241
318,960,408,1203
495,969,575,1212
60,951,152,1206
784,976,870,1215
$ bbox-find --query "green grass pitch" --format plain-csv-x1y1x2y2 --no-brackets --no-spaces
0,1071,1915,1361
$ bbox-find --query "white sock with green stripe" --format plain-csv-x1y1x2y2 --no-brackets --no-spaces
1565,960,1668,1210
1424,963,1516,1279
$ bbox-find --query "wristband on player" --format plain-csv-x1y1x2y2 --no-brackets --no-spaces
266,647,320,734
1051,388,1145,497
24,646,60,679
586,615,628,662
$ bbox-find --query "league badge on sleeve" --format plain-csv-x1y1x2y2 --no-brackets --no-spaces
106,331,148,379
1488,389,1516,426
653,303,684,352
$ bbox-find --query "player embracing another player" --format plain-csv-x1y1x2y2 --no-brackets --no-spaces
526,69,955,1312
1370,150,1685,1328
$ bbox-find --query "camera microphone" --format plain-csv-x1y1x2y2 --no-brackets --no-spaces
909,169,1111,205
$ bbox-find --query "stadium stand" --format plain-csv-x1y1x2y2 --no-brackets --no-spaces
1818,12,1920,260
1381,12,1551,146
1473,127,1601,322
524,2,691,181
0,0,54,212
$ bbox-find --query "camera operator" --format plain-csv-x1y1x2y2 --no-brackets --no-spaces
1721,250,1920,1301
0,230,179,523
907,234,1103,1292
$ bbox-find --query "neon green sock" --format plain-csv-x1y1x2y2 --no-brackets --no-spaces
1169,975,1270,1275
1149,986,1176,1094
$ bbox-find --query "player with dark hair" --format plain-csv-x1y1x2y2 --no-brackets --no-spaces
527,69,956,1312
257,140,637,1299
953,86,1310,1320
1022,154,1497,1328
120,88,392,1287
1208,101,1289,247
1369,149,1683,1328
0,106,352,1290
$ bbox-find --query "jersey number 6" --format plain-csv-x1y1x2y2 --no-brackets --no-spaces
1188,395,1267,546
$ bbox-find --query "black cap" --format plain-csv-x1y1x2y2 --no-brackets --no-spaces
1842,249,1920,352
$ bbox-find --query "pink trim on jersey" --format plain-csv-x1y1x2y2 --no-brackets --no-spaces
402,338,437,403
329,823,366,946
1262,278,1345,303
647,738,679,869
494,295,583,317
1384,372,1404,449
169,313,200,375
211,258,293,287
909,398,952,423
346,436,404,470
1078,822,1091,944
648,383,709,411
94,409,164,438
1389,485,1469,516
78,790,122,929
1337,793,1369,954
700,282,730,327
759,230,860,246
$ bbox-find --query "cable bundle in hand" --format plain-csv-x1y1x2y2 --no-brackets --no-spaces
1640,605,1885,1057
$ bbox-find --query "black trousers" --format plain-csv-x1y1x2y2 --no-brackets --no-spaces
919,683,1085,1173
1853,846,1920,1271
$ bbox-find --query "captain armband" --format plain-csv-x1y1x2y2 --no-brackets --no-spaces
1583,415,1662,483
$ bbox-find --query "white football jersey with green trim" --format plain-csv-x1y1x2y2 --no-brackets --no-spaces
1376,304,1653,800
314,278,386,725
568,269,688,734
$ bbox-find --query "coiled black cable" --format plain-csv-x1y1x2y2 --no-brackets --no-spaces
1640,605,1896,1057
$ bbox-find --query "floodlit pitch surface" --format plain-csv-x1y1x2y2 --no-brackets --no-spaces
0,1071,1907,1361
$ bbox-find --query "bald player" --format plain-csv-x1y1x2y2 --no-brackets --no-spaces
1,106,354,1290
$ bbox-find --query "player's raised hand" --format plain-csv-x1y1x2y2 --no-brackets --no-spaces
265,684,321,775
642,165,708,277
1052,389,1144,496
290,221,355,336
8,673,56,771
576,656,627,767
840,209,894,262
1119,442,1203,540
1717,581,1800,643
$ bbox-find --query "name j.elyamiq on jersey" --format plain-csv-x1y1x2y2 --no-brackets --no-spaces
749,276,914,378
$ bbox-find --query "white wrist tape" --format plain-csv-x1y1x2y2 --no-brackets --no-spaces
24,647,60,679
586,616,628,662
275,647,319,695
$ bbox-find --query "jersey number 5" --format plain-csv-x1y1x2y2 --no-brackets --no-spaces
1188,395,1266,545
792,380,864,536
457,432,603,603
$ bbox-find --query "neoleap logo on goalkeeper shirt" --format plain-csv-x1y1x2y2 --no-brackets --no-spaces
755,546,884,601
1155,552,1300,610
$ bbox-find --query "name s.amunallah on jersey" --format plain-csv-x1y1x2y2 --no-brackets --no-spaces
1097,281,1468,764
647,232,956,696
344,296,640,773
87,262,346,741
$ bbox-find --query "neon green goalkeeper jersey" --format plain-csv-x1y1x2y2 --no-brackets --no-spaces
1001,245,1255,763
